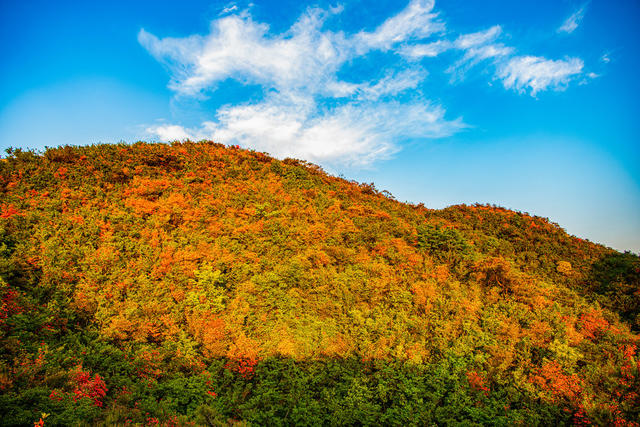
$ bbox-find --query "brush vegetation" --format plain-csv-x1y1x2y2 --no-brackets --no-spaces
0,141,638,426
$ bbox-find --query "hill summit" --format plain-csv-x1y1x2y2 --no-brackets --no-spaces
1,141,638,425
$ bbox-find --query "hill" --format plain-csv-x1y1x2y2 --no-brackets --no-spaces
0,141,638,426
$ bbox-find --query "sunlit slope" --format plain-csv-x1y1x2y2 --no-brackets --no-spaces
1,141,638,425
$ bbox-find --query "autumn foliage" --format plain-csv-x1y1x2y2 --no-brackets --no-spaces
0,141,638,425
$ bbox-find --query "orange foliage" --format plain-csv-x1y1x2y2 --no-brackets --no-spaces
530,360,583,404
188,314,227,357
434,264,449,283
579,308,614,340
125,197,157,216
411,281,437,310
53,167,67,179
473,257,513,288
0,204,23,218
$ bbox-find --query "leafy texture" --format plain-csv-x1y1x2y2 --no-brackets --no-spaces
0,142,638,425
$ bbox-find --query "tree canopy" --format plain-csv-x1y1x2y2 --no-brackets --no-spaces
0,141,638,426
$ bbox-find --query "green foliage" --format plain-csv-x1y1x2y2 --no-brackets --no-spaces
589,251,640,330
186,263,227,314
417,223,471,262
194,356,570,426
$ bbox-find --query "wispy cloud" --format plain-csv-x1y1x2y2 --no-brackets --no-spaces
425,24,585,94
454,25,502,49
137,1,446,100
400,25,507,61
356,68,427,101
400,39,451,59
354,0,444,52
140,0,463,167
140,0,592,167
446,26,514,81
139,8,348,98
146,95,463,167
220,4,238,16
558,4,588,34
497,56,584,95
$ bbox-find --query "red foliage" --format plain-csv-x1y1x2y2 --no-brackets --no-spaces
579,309,612,340
134,350,163,382
572,407,591,426
0,287,23,327
530,361,583,404
53,167,68,179
225,357,258,380
49,389,64,401
609,344,640,426
0,204,23,219
204,375,218,398
71,365,108,407
466,370,490,394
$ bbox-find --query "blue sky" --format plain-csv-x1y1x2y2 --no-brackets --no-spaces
1,0,638,253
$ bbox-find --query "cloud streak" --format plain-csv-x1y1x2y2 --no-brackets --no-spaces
558,4,588,34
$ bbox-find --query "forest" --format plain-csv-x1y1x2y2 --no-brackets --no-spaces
0,141,638,426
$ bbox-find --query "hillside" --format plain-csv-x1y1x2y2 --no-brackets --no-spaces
0,141,638,426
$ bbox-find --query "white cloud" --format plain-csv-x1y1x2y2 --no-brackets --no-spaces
447,43,514,81
138,1,442,99
444,26,513,81
220,4,238,15
558,4,588,34
148,93,463,167
141,0,464,167
463,43,513,62
497,56,584,95
141,0,591,166
400,40,451,59
438,25,585,94
355,0,444,52
400,25,504,60
454,25,502,49
146,124,192,141
357,68,427,100
138,9,353,98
